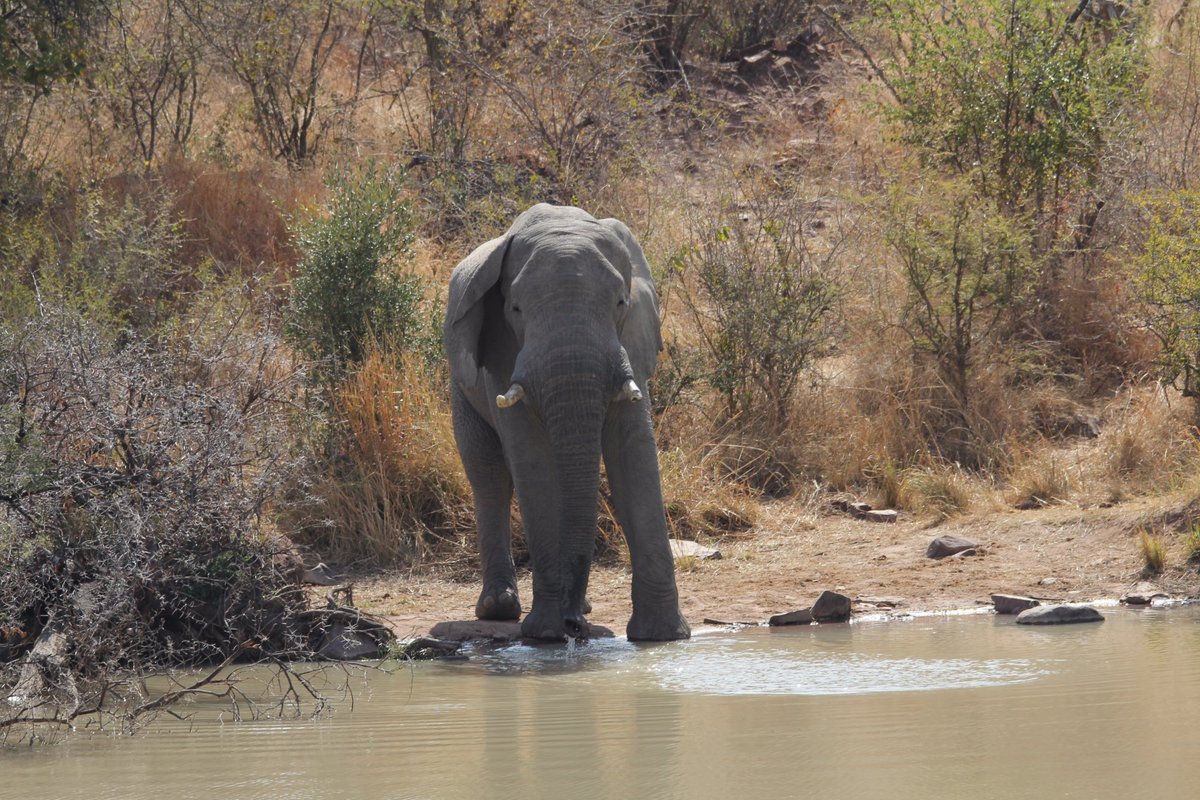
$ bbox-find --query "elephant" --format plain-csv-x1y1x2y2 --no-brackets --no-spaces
443,203,691,642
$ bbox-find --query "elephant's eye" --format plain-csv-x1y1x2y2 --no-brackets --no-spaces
511,305,521,313
618,298,627,306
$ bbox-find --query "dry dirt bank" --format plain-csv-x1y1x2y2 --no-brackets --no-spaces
350,497,1200,639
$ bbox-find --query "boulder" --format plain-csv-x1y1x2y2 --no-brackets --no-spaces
811,590,852,622
1121,583,1170,606
317,621,387,660
992,594,1041,614
301,563,342,586
669,539,723,560
926,535,979,559
1015,604,1105,625
768,608,814,626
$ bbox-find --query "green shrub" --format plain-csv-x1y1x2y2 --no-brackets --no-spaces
284,164,423,380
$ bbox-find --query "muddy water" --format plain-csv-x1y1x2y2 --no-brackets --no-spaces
6,606,1200,800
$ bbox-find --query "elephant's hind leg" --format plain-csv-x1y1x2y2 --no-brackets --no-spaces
452,387,521,621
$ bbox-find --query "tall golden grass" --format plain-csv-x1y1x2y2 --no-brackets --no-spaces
290,346,472,566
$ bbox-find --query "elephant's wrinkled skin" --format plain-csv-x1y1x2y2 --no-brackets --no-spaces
443,203,690,642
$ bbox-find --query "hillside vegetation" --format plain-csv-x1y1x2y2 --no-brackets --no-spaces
5,0,1200,728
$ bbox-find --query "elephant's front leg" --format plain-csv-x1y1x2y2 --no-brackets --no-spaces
602,401,691,641
452,388,521,621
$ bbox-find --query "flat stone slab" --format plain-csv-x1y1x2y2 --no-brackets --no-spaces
992,594,1041,614
864,509,899,524
1122,583,1170,606
927,535,979,559
429,619,615,643
1015,604,1105,625
768,608,814,626
856,596,906,608
669,539,723,560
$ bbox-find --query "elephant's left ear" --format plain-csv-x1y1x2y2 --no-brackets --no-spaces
600,218,663,376
444,234,511,385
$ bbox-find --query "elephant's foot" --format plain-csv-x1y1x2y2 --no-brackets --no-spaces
627,606,691,642
475,585,521,621
520,603,568,641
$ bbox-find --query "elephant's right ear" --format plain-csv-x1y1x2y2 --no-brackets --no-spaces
443,234,511,385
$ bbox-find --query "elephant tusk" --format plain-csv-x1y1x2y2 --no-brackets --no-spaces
622,379,643,402
496,383,525,408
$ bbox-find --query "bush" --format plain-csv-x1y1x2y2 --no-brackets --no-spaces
1,297,306,730
284,164,425,381
884,179,1034,468
675,180,843,429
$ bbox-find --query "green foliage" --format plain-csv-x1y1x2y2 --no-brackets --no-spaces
887,181,1034,383
1134,189,1200,397
285,164,424,379
0,1,100,91
868,0,1143,226
0,184,185,333
885,178,1034,467
677,184,842,427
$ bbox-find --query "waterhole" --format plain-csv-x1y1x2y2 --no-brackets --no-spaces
5,606,1199,800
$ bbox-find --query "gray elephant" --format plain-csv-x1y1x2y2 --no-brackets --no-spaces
443,203,690,642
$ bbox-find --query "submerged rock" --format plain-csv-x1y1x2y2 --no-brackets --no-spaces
1015,604,1104,625
926,535,979,559
812,590,852,622
429,619,615,643
992,594,1041,614
768,608,814,626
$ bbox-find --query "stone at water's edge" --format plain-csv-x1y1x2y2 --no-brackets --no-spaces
1015,604,1105,625
1121,583,1169,606
812,590,852,622
768,608,814,626
992,594,1041,614
926,535,979,559
429,619,616,643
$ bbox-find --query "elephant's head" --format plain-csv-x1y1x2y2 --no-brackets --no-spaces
444,204,663,638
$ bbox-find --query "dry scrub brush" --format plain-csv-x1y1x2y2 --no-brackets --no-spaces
285,346,471,567
1,298,310,734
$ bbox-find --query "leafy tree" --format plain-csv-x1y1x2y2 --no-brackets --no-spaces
677,182,843,428
0,0,100,91
868,0,1143,243
885,179,1035,467
1134,190,1200,401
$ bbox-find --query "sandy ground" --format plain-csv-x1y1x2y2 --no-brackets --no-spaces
344,496,1200,639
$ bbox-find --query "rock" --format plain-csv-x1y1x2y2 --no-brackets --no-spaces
669,539,722,560
926,535,979,559
856,596,905,608
1015,604,1105,625
1038,577,1058,586
301,562,342,586
812,590,852,622
395,637,463,660
992,594,1041,614
7,619,70,707
1122,583,1170,606
428,619,615,643
318,621,387,660
864,509,899,524
768,608,814,626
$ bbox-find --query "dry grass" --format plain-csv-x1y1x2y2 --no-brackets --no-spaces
657,446,758,542
896,464,975,520
290,347,472,567
1138,528,1168,575
1099,387,1200,496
